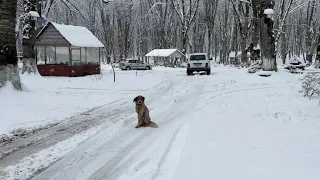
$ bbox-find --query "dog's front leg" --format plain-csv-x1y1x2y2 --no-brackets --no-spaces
135,114,144,128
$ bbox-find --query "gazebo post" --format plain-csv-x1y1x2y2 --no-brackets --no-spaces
54,45,57,64
99,47,101,64
68,46,72,76
85,47,87,64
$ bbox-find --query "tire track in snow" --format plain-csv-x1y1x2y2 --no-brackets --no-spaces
205,83,293,102
31,76,206,180
202,83,294,96
88,76,208,180
145,77,208,180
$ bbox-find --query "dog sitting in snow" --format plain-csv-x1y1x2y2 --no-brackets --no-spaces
133,95,158,128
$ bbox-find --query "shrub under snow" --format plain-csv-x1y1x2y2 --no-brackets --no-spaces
300,72,320,99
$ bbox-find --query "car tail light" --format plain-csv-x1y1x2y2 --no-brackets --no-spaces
205,63,208,68
187,63,190,68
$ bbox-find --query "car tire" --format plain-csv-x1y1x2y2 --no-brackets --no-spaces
125,66,131,70
145,66,150,70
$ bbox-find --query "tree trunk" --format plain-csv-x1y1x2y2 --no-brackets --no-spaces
280,22,287,65
204,0,218,57
0,0,22,90
21,0,38,74
182,32,188,56
259,0,277,71
250,0,260,63
315,40,320,69
22,38,37,74
240,1,249,64
208,29,212,55
306,1,315,64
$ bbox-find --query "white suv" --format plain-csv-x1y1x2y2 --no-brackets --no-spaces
187,53,212,75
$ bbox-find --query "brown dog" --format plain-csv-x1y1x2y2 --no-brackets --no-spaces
133,95,158,128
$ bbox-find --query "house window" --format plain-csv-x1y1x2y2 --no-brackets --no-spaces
36,46,45,65
86,47,99,65
56,47,69,65
71,48,81,65
81,47,86,64
46,46,56,64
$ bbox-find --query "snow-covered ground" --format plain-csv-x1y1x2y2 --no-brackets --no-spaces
1,65,320,180
0,65,165,136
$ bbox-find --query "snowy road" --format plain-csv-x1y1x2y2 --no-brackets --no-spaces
31,74,208,180
1,66,320,180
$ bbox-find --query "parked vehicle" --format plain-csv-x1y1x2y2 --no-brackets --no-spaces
119,59,152,70
187,53,212,75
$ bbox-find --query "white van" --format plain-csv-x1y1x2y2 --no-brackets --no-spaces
187,53,212,75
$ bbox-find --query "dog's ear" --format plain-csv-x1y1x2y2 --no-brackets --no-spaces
133,96,138,103
142,96,145,102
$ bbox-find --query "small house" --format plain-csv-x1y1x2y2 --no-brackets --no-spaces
35,22,105,77
145,49,184,66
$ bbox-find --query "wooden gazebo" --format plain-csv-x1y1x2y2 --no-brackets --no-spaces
35,22,105,77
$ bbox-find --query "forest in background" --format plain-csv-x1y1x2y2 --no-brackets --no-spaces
18,0,319,65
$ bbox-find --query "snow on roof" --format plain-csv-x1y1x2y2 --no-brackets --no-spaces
29,11,40,17
264,9,274,15
145,49,183,57
50,22,104,48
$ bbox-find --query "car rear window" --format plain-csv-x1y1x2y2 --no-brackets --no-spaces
190,55,206,61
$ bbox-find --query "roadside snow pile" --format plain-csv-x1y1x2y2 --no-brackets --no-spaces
300,72,320,99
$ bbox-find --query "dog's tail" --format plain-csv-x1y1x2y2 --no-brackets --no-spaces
148,121,159,128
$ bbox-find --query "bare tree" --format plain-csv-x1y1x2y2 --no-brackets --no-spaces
10,0,318,69
230,0,250,63
306,0,316,64
204,0,219,56
316,39,320,68
274,0,294,64
170,0,200,55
